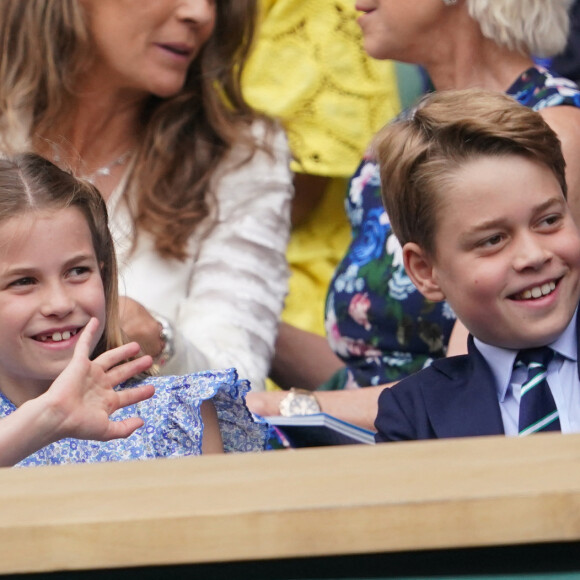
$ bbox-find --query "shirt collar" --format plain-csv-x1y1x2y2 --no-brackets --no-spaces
550,308,578,362
473,308,578,402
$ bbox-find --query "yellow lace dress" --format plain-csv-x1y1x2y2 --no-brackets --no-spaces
242,0,401,339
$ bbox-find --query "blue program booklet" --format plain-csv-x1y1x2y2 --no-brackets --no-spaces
261,413,376,447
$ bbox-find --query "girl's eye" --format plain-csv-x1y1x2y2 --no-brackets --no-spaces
68,266,91,279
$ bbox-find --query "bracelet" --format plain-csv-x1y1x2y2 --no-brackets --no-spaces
151,313,175,373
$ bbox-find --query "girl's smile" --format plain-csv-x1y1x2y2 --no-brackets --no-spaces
0,208,106,405
35,327,81,342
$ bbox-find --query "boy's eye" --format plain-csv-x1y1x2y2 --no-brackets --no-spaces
9,277,35,287
480,234,504,248
540,214,562,227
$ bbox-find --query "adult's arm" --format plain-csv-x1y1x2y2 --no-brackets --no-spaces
269,322,345,390
248,318,467,430
290,173,329,227
246,384,389,431
166,121,294,391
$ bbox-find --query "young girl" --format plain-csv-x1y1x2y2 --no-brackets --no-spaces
0,318,154,467
0,154,268,466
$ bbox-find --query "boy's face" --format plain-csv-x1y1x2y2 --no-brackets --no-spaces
406,154,580,350
0,208,106,400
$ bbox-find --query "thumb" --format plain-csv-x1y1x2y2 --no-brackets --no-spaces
73,318,100,359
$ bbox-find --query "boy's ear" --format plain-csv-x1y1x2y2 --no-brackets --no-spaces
403,243,446,302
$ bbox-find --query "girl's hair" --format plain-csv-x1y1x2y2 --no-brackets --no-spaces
0,0,266,260
0,153,122,356
467,0,573,57
373,89,567,257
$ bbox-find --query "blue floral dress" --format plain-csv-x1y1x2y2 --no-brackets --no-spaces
7,368,268,467
325,66,580,388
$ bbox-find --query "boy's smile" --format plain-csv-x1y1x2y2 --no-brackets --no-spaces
414,154,580,350
0,208,106,405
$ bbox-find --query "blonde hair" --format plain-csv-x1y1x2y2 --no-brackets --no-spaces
0,153,123,356
467,0,573,57
373,89,567,257
0,0,267,260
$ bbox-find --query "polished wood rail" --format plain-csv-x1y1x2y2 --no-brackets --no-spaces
0,432,579,575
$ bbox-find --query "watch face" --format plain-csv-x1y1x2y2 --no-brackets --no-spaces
280,392,320,416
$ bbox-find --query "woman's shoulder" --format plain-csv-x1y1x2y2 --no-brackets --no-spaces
211,118,293,203
233,117,289,159
508,66,580,110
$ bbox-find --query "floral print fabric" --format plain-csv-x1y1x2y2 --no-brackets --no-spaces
325,66,580,388
10,368,268,467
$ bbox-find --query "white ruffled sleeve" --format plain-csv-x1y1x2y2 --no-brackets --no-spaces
162,122,293,390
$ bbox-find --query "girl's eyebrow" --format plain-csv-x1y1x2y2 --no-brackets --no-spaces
1,253,97,277
62,253,99,268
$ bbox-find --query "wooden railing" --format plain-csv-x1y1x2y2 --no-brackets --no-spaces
0,432,579,576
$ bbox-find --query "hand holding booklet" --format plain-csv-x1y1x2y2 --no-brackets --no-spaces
260,413,376,447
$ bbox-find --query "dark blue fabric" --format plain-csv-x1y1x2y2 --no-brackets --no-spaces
517,348,561,434
375,315,580,442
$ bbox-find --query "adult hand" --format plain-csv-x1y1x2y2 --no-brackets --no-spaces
245,390,288,418
42,318,155,441
119,296,164,358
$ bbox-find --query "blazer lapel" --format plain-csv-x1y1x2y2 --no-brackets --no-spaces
421,337,505,438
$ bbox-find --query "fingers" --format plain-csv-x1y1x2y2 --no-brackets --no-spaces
105,354,153,386
74,317,100,359
99,384,153,441
102,417,145,440
116,383,155,409
93,341,142,371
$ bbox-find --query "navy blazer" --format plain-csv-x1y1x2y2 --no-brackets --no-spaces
374,320,580,442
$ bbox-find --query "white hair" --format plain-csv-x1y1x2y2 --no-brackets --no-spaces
466,0,573,57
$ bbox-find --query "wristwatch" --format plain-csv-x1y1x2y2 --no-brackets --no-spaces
279,388,321,417
150,313,175,375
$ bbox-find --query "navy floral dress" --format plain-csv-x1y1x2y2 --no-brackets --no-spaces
325,66,580,388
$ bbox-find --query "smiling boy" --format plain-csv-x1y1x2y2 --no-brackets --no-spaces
373,88,580,441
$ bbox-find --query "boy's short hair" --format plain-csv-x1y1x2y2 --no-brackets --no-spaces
373,88,567,257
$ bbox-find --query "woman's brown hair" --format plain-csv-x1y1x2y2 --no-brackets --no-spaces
0,0,268,260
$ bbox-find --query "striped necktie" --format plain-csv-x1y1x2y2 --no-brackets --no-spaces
516,347,561,436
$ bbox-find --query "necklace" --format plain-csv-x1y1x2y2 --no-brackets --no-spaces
83,149,133,184
50,145,133,184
